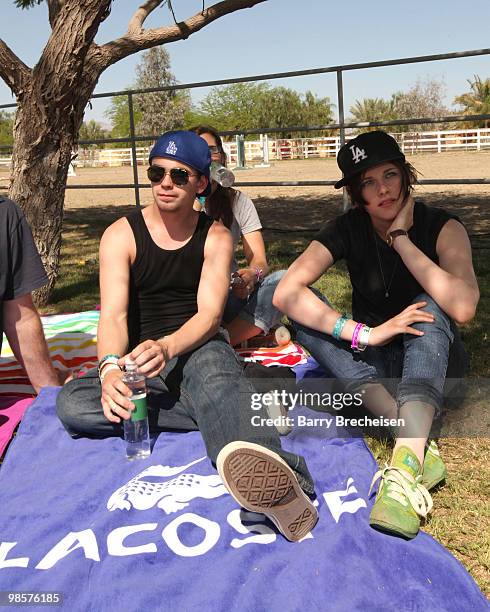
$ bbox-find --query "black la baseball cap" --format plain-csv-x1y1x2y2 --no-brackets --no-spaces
334,131,405,189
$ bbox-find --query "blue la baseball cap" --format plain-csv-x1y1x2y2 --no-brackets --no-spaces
149,130,211,196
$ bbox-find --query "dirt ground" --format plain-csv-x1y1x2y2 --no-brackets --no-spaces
3,150,488,234
0,151,490,212
32,151,490,236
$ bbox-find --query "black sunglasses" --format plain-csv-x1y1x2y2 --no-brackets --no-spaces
147,165,198,186
208,145,221,154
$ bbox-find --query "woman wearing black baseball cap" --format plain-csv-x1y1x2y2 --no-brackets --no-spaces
274,130,479,539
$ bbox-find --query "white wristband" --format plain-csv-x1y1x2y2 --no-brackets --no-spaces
99,362,121,383
357,325,372,351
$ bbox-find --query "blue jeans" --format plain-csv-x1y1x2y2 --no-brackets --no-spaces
223,270,286,333
56,334,314,494
292,291,468,416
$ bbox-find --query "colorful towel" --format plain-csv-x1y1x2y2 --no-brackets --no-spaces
236,341,308,368
0,310,99,397
0,388,486,611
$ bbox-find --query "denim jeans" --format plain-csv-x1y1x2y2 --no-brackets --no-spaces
292,291,468,416
222,270,286,333
56,334,314,494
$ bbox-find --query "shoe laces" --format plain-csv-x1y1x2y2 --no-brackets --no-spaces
369,465,433,517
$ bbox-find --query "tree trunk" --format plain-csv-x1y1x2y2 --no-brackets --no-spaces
9,89,89,306
2,0,268,306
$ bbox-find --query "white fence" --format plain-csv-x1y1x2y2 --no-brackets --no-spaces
1,128,489,169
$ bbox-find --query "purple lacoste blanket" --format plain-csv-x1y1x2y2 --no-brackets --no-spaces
0,388,487,611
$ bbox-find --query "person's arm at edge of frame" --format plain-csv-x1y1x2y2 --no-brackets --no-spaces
96,218,135,423
163,221,234,359
392,219,479,324
3,293,61,393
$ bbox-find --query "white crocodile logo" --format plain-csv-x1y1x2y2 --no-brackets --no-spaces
107,456,228,515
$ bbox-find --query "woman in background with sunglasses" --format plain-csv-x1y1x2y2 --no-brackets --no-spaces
274,130,479,539
191,125,285,347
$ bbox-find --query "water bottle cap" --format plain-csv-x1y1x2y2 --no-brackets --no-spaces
125,358,137,370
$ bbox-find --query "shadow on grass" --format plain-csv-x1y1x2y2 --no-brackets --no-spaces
63,204,136,240
50,270,100,305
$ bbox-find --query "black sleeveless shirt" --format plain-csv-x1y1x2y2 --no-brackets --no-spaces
126,210,213,349
314,202,461,327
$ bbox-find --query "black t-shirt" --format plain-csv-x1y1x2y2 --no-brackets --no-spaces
314,201,460,327
0,197,48,355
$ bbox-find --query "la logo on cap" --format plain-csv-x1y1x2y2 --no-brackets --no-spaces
350,145,367,164
166,141,177,155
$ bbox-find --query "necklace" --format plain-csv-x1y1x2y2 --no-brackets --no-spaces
372,226,399,298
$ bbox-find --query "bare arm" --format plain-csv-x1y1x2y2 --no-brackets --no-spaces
3,294,59,393
97,218,133,361
392,219,479,324
234,229,269,297
273,241,350,335
274,240,435,347
242,230,269,274
96,218,137,424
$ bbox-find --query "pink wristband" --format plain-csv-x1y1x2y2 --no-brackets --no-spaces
351,322,364,351
253,267,264,284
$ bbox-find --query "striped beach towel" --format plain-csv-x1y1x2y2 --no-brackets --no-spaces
235,341,308,368
0,310,99,397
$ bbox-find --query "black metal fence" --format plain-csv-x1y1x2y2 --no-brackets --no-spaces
1,47,490,208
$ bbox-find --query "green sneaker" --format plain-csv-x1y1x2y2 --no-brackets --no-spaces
369,446,433,539
421,440,447,490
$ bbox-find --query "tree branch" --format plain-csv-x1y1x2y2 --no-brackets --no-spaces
95,0,268,72
0,39,31,96
128,0,167,35
46,0,64,28
34,0,112,104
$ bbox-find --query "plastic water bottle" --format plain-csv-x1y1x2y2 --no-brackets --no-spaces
122,359,150,460
210,162,235,187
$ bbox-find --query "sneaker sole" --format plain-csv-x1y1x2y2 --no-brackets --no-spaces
217,441,318,542
369,517,418,540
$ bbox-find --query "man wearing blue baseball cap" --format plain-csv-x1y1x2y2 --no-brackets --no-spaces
57,130,318,542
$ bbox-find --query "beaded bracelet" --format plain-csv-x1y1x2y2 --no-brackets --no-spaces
332,314,348,341
357,325,372,351
350,322,364,351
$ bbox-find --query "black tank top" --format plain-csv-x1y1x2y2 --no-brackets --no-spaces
126,210,213,349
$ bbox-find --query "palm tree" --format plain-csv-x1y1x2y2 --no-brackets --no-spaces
348,98,395,132
454,75,490,128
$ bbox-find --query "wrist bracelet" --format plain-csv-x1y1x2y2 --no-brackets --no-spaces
98,354,120,377
351,322,364,351
99,363,121,383
332,314,348,341
357,325,372,351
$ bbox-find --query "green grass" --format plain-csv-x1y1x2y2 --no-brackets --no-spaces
14,203,490,595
